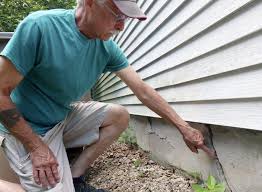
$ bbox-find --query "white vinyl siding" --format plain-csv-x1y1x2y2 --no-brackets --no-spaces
93,0,262,131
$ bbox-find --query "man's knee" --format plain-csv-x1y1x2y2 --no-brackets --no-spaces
104,104,130,131
0,180,25,192
110,104,130,126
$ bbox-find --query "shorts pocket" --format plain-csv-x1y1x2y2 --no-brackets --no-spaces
3,134,30,170
20,152,30,165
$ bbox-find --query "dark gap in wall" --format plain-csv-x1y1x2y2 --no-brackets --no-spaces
206,124,232,192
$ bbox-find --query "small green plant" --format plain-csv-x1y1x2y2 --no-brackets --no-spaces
138,171,145,177
132,159,142,167
192,175,225,192
118,126,137,146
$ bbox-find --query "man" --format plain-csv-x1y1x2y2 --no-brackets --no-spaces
0,0,215,191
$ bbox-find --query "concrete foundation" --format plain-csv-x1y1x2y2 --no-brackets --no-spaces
130,115,262,192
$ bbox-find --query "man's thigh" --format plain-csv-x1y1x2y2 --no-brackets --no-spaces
0,125,75,192
63,101,111,149
0,138,19,183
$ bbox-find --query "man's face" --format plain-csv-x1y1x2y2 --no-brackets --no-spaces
90,0,128,40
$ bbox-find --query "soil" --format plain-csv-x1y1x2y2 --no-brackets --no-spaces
84,142,197,192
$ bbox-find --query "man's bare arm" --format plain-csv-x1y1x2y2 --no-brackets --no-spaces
116,66,216,158
0,108,21,128
0,56,42,151
0,56,60,188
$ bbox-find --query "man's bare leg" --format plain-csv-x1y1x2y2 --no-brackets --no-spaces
0,179,24,192
70,104,129,177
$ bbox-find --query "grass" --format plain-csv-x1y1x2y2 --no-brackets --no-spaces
118,125,137,147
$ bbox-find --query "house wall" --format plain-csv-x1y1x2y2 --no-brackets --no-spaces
92,1,262,191
93,0,262,130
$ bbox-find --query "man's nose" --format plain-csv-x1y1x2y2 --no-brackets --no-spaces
114,21,125,31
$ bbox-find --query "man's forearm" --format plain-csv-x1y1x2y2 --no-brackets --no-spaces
0,95,42,152
137,84,191,134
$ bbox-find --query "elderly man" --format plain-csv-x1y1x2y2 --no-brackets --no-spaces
0,0,215,191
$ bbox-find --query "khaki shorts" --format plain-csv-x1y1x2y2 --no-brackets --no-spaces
0,101,111,192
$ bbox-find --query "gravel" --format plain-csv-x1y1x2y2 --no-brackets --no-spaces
84,142,196,192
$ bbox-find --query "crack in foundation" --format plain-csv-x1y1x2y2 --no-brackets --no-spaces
145,117,233,192
207,125,232,192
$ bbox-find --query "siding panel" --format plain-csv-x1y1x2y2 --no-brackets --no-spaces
98,64,262,103
125,99,262,131
95,31,262,98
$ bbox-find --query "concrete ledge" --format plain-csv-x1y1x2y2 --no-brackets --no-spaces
129,115,151,151
131,115,262,192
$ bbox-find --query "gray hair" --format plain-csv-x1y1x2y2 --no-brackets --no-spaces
76,0,107,7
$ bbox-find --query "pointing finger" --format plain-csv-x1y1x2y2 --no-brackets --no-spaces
185,141,198,153
199,144,217,159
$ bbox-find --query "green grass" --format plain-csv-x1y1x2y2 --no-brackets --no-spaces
118,125,137,147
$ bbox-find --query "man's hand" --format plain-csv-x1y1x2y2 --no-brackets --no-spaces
181,126,217,158
30,142,60,189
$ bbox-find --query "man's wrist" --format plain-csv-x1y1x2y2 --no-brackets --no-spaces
10,126,43,153
174,122,192,135
23,133,43,152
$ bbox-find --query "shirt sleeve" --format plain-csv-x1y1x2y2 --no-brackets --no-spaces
0,16,42,76
103,40,129,73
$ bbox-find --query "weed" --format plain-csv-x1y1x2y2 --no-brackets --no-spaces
132,159,142,167
192,175,225,192
118,126,137,146
138,171,145,178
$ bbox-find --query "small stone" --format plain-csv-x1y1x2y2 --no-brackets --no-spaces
148,160,155,164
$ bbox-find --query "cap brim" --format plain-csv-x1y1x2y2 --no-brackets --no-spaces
113,0,147,20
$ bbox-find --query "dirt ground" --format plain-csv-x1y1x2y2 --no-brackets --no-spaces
83,142,196,192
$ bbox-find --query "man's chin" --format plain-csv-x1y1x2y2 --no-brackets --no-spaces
100,34,113,41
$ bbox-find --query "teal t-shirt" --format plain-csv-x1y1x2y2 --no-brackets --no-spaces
0,9,129,135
